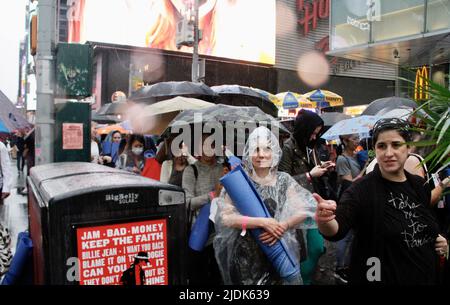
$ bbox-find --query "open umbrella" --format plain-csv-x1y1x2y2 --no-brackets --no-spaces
163,104,289,156
96,124,130,135
321,115,381,140
252,88,280,106
361,97,417,116
0,121,9,133
376,106,414,119
128,81,218,104
96,101,129,116
320,112,351,126
303,89,344,108
91,112,122,124
0,90,33,132
211,85,279,117
276,92,316,109
132,96,215,135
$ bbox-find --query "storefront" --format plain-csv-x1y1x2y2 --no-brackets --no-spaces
327,0,450,96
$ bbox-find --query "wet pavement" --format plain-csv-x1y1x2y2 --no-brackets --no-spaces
0,158,29,254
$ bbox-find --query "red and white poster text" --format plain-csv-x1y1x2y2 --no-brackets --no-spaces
76,219,168,285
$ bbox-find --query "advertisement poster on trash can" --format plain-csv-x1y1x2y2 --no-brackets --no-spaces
76,219,168,285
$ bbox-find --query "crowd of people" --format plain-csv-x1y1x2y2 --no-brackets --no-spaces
88,109,449,286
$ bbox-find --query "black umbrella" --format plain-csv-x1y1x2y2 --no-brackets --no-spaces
320,112,351,126
128,81,218,104
211,85,278,118
361,97,417,116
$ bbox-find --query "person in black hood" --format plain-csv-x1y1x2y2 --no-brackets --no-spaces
279,109,336,285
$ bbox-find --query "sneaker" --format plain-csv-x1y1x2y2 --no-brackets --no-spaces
334,267,349,284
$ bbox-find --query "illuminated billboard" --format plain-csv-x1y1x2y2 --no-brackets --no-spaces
67,0,276,64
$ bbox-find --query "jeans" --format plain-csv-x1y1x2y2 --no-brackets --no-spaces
336,230,353,269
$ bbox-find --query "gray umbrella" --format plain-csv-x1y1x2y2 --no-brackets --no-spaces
128,81,218,104
91,112,122,124
320,112,351,126
96,101,128,116
211,85,278,118
163,104,289,157
361,97,417,116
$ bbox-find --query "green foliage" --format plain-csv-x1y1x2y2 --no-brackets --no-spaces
398,74,450,174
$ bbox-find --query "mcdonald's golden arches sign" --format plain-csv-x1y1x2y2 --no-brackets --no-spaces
414,66,429,100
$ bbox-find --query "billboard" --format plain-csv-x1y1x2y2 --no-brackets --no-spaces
67,0,275,64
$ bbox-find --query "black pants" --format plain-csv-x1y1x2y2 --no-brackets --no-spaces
187,244,222,285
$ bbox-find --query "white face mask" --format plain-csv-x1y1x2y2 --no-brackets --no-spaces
132,147,144,155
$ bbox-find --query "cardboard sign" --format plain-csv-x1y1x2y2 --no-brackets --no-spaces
62,123,83,149
76,219,168,285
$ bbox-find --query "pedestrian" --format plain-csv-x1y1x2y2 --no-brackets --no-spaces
116,134,146,174
90,122,101,164
100,130,122,167
0,140,12,205
14,130,25,174
182,133,223,285
316,118,448,284
160,143,196,187
278,109,335,285
333,134,367,284
213,126,317,285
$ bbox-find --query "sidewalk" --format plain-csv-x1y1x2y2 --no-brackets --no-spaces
1,158,28,254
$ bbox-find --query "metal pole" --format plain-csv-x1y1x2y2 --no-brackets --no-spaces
35,0,57,165
191,0,200,83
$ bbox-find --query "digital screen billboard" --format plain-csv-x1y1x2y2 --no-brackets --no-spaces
67,0,276,64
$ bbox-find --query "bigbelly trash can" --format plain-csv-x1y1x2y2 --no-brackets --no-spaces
27,162,186,285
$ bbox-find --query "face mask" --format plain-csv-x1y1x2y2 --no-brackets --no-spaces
132,147,144,155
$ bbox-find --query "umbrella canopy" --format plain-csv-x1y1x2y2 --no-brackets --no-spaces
96,124,130,135
0,120,8,133
132,97,215,135
376,106,414,119
211,85,279,118
91,112,122,124
163,104,289,156
0,90,33,132
128,81,218,104
320,112,352,126
361,97,417,116
252,88,280,106
303,89,344,108
276,92,316,109
96,101,129,116
321,115,381,141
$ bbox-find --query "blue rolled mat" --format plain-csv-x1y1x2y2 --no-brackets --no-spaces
189,203,211,252
220,165,300,281
1,232,33,285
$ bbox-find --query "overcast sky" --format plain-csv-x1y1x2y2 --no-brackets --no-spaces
0,0,27,104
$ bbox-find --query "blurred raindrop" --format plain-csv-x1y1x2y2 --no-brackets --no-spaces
297,51,330,88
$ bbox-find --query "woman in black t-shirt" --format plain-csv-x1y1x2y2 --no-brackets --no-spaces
315,118,448,284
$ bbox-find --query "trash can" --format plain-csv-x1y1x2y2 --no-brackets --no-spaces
27,162,186,285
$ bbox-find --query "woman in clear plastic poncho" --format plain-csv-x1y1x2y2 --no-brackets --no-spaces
213,126,317,285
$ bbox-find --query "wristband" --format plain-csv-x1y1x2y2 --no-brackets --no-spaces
209,191,216,201
306,172,312,183
240,216,249,237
